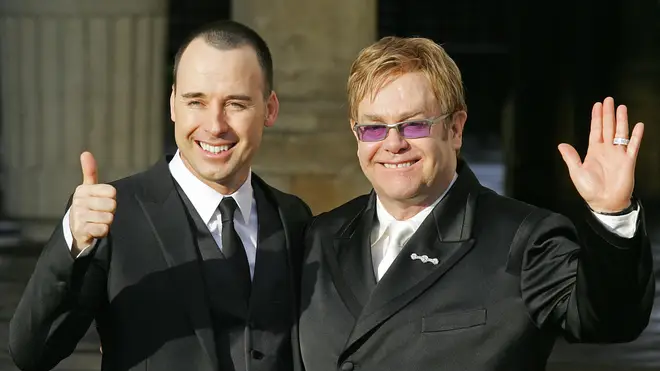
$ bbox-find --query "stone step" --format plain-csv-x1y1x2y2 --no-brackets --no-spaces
0,220,22,249
0,350,101,371
0,253,38,284
0,250,101,371
0,321,101,371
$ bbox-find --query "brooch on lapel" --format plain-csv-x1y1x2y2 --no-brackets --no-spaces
410,253,439,265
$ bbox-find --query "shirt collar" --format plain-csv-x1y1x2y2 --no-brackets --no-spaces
168,150,254,225
372,172,458,245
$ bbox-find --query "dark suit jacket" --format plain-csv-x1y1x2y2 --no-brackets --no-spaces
9,155,312,371
299,161,654,371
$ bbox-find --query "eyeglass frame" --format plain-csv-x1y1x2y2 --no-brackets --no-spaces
351,112,455,142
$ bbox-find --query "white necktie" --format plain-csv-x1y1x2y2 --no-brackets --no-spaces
376,222,413,281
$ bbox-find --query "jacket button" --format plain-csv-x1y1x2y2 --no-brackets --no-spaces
340,361,354,371
250,349,264,360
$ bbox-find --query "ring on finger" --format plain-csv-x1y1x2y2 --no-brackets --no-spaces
613,137,630,146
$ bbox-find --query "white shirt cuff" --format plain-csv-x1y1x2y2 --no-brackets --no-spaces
62,208,96,258
591,207,639,239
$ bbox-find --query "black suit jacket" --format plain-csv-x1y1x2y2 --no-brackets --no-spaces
299,161,654,371
9,155,312,371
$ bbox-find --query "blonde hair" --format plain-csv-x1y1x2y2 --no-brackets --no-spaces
347,36,466,121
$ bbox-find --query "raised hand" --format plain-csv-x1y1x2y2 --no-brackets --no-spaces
558,97,644,213
69,152,117,253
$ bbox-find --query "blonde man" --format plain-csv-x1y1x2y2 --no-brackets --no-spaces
298,36,653,371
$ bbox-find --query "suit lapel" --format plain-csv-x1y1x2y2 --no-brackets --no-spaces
135,156,219,370
251,175,307,371
345,162,481,350
248,179,288,309
327,192,378,318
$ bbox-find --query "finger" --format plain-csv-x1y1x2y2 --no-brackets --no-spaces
589,102,603,144
558,143,583,174
626,122,644,160
85,223,110,238
74,210,114,225
74,197,117,213
74,184,116,198
602,97,616,142
614,104,629,142
80,151,98,185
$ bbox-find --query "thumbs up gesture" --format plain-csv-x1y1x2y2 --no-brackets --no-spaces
69,152,117,253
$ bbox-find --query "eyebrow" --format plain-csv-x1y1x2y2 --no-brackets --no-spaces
179,92,254,102
225,94,253,102
180,92,206,99
361,111,424,123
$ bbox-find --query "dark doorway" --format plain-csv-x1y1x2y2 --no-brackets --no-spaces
377,0,515,194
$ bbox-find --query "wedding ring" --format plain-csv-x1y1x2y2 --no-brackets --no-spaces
613,137,630,146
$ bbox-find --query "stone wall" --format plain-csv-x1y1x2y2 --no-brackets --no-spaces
0,0,169,241
233,0,376,214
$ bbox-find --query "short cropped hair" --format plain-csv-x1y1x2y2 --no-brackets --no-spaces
347,36,466,121
172,20,273,96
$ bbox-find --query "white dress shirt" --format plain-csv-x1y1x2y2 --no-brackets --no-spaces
63,150,260,279
371,174,457,281
370,173,640,281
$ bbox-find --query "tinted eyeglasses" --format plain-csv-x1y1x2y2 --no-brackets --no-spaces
352,113,453,142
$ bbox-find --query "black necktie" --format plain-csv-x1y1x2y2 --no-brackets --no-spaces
218,197,252,293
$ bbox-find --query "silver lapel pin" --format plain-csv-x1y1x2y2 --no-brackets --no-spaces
410,253,439,265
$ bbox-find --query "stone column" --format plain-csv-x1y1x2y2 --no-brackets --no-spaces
233,0,376,214
0,0,169,241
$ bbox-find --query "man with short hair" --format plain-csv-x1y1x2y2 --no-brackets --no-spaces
10,20,311,371
298,36,654,371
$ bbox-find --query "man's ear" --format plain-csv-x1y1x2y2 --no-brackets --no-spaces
169,85,176,123
350,120,360,141
451,111,467,150
264,91,280,128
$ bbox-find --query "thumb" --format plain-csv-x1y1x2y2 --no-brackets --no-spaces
80,151,98,185
557,143,582,174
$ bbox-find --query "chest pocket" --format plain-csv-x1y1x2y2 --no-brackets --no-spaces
422,308,487,333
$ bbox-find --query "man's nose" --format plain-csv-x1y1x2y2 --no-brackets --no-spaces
382,127,409,153
208,108,230,135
